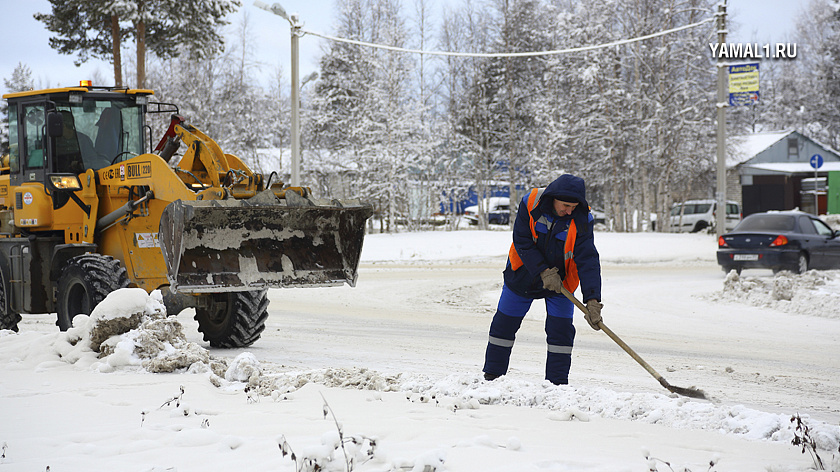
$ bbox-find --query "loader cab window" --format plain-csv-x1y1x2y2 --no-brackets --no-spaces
6,106,19,173
54,99,144,171
22,104,46,170
54,110,89,174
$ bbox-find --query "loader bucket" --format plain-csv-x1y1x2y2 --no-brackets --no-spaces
158,191,373,293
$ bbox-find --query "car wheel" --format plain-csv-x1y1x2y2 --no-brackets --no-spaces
795,253,809,274
692,221,708,233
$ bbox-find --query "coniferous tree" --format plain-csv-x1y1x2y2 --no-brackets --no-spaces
34,1,125,86
35,0,241,88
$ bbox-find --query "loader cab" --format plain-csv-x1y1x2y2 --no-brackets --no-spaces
3,84,151,187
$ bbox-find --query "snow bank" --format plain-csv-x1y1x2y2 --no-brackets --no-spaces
707,270,840,319
238,366,840,454
51,288,209,373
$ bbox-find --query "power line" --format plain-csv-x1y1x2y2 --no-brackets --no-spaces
301,16,715,58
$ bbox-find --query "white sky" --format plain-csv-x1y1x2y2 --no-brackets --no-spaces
0,0,809,96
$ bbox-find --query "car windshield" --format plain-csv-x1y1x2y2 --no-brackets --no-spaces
735,214,796,232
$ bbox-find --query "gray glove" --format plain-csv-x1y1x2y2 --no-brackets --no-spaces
540,267,564,293
585,299,603,330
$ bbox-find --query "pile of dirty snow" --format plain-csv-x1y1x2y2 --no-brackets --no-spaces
707,270,840,319
53,288,209,373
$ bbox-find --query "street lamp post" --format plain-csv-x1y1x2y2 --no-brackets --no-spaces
254,1,303,187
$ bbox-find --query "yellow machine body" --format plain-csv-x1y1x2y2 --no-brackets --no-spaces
0,84,371,347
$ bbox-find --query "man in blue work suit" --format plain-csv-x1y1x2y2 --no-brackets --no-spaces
483,174,603,385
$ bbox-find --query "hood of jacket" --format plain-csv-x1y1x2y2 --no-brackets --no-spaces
539,174,588,211
532,174,592,235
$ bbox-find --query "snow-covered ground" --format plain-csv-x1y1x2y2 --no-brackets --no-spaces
1,230,839,472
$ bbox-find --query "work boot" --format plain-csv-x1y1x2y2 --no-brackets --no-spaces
484,372,501,381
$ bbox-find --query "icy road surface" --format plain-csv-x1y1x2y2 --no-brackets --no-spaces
202,231,840,424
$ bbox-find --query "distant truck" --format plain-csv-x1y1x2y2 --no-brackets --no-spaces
669,199,741,233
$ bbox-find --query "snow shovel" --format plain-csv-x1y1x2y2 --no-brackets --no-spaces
559,286,708,400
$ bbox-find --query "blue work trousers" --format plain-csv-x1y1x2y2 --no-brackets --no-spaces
483,285,576,385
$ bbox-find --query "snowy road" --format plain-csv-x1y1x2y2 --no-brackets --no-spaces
183,257,840,425
4,231,839,471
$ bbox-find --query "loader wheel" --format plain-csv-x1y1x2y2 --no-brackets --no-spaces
56,254,130,331
194,290,269,348
0,270,21,332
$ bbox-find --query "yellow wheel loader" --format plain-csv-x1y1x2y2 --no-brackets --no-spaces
0,82,372,347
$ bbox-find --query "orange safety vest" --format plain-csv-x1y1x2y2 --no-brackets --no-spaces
507,188,580,293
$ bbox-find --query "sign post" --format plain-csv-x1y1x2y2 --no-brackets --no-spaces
811,154,824,214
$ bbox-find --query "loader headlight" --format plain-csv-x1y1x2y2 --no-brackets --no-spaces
48,174,82,191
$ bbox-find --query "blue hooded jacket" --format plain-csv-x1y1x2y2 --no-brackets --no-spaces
503,174,602,302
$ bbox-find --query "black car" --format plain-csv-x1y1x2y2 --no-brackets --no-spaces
717,211,840,274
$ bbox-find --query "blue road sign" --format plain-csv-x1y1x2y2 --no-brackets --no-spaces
811,154,824,169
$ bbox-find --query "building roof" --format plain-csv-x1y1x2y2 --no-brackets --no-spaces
728,130,794,167
742,162,840,173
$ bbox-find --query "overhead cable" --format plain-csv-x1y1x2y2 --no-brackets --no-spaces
301,16,715,58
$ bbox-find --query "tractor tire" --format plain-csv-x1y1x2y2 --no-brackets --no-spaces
194,290,269,348
56,254,130,331
0,270,21,332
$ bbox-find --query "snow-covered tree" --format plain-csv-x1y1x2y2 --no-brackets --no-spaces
1,63,35,155
727,0,840,163
144,11,277,173
35,0,241,88
792,0,840,150
533,0,716,231
310,0,426,232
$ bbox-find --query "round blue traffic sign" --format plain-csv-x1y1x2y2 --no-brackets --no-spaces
811,154,824,169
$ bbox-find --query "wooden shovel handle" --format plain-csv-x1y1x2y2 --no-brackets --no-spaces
558,286,671,389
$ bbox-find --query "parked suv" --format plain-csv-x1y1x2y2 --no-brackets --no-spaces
464,197,511,225
669,199,741,233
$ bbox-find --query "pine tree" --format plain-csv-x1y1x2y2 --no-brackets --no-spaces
34,1,124,86
35,0,241,88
